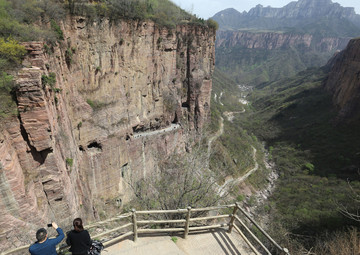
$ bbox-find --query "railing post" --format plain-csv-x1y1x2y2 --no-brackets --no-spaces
184,206,191,239
132,208,138,242
228,203,238,233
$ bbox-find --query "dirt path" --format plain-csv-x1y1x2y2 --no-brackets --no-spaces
218,146,258,196
209,89,260,196
207,117,224,158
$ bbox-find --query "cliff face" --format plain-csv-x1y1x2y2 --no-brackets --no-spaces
0,16,215,250
216,31,350,52
324,38,360,120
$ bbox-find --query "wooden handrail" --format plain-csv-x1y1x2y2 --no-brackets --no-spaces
1,203,289,255
234,215,272,255
235,203,290,255
191,204,236,212
136,209,188,214
233,224,261,255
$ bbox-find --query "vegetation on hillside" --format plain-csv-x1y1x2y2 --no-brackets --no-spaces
213,0,360,86
210,57,360,253
215,44,334,86
0,0,65,120
66,0,218,29
210,68,270,190
235,67,360,252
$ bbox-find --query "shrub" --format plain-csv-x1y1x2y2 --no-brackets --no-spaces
41,72,56,87
0,37,26,65
86,99,109,111
66,158,73,167
0,72,17,119
206,19,219,30
50,19,63,41
303,162,315,172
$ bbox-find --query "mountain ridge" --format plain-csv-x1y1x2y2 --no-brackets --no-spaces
213,0,360,33
213,0,360,85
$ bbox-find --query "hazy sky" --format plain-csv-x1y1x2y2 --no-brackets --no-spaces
171,0,360,19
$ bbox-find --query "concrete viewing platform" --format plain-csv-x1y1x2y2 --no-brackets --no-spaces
103,229,256,255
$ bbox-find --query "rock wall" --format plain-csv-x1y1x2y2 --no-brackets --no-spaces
324,38,360,120
216,31,350,52
0,16,215,251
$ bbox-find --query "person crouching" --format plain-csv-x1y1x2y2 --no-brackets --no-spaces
66,218,92,255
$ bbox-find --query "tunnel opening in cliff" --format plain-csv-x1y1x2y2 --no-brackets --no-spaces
87,141,102,151
172,112,178,124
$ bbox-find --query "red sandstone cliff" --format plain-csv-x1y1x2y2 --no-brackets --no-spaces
324,38,360,121
0,16,215,250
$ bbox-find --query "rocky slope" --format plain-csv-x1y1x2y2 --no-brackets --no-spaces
324,38,360,121
0,16,215,250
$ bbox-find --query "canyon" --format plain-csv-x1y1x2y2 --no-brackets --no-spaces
0,16,215,250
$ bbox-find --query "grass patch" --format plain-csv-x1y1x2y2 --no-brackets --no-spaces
86,99,112,111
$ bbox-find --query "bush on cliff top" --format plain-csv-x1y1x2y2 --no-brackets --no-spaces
67,0,217,29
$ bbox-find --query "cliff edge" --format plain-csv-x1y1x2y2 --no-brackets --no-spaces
0,16,215,250
324,38,360,121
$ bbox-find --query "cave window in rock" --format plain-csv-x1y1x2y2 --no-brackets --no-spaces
87,141,102,151
115,198,122,207
172,112,178,124
121,163,128,178
182,102,189,108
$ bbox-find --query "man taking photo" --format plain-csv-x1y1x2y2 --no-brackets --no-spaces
29,222,64,255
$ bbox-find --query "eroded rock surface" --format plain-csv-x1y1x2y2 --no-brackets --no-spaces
0,17,215,251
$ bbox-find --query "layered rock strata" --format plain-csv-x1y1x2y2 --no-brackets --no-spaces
0,16,215,251
216,31,350,52
324,38,360,120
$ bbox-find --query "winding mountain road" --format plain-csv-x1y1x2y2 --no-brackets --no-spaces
209,89,260,196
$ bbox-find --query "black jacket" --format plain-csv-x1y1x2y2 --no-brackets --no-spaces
66,230,91,255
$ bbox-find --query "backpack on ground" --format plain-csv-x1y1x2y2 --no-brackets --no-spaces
88,240,104,255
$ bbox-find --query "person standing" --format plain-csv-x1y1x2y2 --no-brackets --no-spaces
29,222,64,255
66,218,92,255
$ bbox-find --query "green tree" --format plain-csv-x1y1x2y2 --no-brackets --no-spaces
0,37,26,66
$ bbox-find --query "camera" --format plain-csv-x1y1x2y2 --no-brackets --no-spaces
47,223,52,227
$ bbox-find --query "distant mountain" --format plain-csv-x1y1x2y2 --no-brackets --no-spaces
213,0,360,35
212,0,360,85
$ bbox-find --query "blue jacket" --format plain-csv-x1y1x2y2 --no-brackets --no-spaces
29,228,64,255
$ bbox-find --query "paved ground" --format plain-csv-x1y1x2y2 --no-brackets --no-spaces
103,229,256,255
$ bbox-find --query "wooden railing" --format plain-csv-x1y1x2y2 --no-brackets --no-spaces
1,203,290,255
